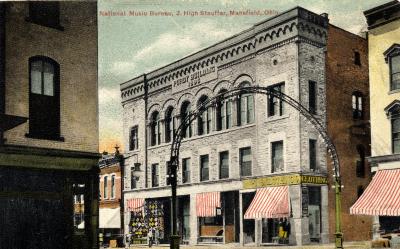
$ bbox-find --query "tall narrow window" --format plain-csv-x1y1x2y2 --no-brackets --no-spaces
237,83,254,126
393,117,400,154
219,151,229,179
28,56,60,140
200,155,209,181
28,1,61,29
165,107,174,143
309,139,317,171
152,164,159,187
308,81,317,114
129,126,138,151
352,92,363,119
197,96,211,135
240,147,252,177
111,175,116,199
267,83,285,117
182,158,191,183
272,141,284,173
216,89,227,131
130,167,137,189
150,111,161,146
390,54,400,91
103,176,108,199
356,145,366,177
354,51,361,66
181,101,192,138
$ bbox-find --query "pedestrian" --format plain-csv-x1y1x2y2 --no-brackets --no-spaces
148,227,154,248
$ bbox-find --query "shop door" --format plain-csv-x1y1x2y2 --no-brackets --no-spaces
242,192,255,244
308,205,321,241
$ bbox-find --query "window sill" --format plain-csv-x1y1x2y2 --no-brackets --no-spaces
25,17,64,31
25,133,65,142
265,114,289,122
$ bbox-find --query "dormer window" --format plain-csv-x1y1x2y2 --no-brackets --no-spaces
384,44,400,91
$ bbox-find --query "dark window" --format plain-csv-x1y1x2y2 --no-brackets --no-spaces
28,56,61,140
130,167,137,189
390,54,400,91
356,145,366,177
28,1,61,29
352,92,363,119
309,139,317,171
240,147,252,177
197,96,212,135
238,83,254,126
216,89,232,131
150,111,161,146
103,176,108,199
200,155,209,181
182,158,190,183
165,107,174,143
272,141,284,173
129,126,138,151
357,185,364,198
219,151,229,179
309,81,317,114
151,163,159,187
393,117,400,154
267,83,285,117
111,175,115,199
181,101,192,138
354,51,361,66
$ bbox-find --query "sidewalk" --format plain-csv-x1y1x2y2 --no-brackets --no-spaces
107,241,372,249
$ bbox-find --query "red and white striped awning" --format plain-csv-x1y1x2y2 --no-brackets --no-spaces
244,186,290,219
196,192,221,217
126,198,144,213
350,169,400,216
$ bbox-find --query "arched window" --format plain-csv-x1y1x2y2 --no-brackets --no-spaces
216,89,232,131
384,44,400,91
386,101,400,154
197,95,212,135
352,91,363,119
181,101,192,138
165,107,174,143
150,111,161,146
28,56,61,140
237,82,254,126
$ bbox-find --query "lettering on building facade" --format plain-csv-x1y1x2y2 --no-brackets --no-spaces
172,65,218,93
242,174,328,189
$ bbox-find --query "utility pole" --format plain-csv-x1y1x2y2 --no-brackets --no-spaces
169,157,180,249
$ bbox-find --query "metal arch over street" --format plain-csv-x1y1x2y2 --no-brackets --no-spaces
168,85,343,249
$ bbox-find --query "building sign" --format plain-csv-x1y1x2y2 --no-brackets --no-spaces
242,174,328,189
172,65,218,93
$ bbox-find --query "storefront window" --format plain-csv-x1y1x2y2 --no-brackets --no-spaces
73,183,85,232
261,218,290,244
308,186,321,242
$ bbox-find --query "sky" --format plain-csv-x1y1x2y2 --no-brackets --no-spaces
98,0,387,153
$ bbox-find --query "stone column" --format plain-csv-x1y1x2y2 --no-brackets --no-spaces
189,193,198,245
320,185,329,243
255,219,262,246
372,215,380,240
289,184,310,246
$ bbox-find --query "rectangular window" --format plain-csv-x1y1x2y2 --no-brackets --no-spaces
391,55,400,91
309,81,317,114
219,151,229,179
240,147,252,177
354,51,361,66
240,96,247,125
111,175,115,199
247,95,254,123
267,83,285,117
226,101,232,128
272,141,284,173
103,176,108,199
129,126,138,151
200,155,209,181
182,158,191,183
309,139,317,171
28,2,61,29
392,117,400,154
130,167,137,189
152,164,159,187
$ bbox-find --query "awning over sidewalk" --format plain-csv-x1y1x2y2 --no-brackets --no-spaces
126,198,144,213
350,169,400,216
99,207,121,229
244,186,290,219
196,192,221,217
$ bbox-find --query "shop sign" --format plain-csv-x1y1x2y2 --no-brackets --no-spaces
172,65,218,93
242,174,328,189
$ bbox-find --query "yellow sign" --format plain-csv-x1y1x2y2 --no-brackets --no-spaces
243,174,327,189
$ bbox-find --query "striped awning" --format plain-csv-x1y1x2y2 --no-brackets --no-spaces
350,169,400,216
196,192,221,217
244,186,290,219
126,198,144,213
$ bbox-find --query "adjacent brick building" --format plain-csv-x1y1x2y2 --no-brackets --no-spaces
120,6,371,246
0,2,99,249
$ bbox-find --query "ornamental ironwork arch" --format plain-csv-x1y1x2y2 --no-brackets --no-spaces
169,86,340,178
